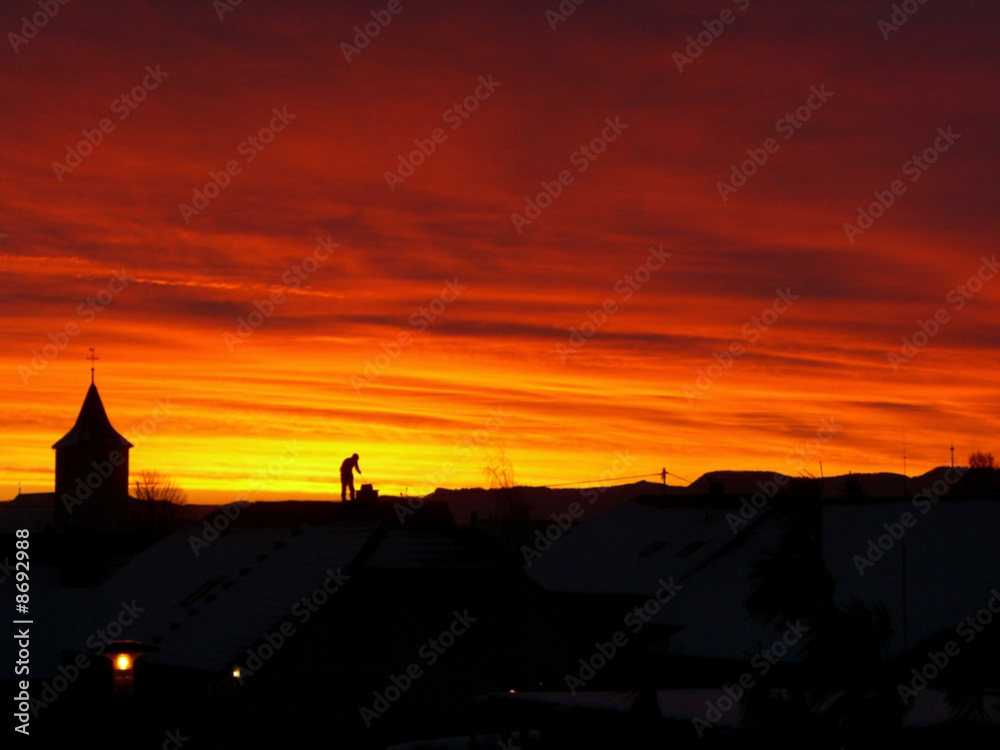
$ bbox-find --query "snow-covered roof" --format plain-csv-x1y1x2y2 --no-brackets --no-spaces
528,492,1000,663
661,514,790,661
647,499,1000,661
365,529,489,570
94,522,377,672
825,499,1000,656
527,499,739,596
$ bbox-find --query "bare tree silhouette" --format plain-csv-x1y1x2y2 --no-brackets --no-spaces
968,451,995,470
962,451,998,497
132,469,187,531
482,445,515,490
482,444,529,521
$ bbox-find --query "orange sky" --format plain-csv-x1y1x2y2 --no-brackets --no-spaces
2,0,998,503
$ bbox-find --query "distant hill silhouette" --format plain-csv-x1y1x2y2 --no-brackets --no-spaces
421,467,961,523
686,467,957,499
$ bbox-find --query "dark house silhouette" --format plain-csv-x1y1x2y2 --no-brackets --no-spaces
5,381,995,746
0,382,587,748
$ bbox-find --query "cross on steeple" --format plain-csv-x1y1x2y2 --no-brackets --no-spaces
88,348,99,384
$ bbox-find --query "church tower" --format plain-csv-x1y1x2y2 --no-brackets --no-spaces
52,379,133,531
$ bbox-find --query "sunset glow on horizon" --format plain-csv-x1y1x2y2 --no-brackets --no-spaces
2,0,998,503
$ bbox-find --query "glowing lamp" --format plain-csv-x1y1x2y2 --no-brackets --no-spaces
103,640,152,694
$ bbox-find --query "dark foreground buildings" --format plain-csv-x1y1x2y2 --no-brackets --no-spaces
1,382,997,748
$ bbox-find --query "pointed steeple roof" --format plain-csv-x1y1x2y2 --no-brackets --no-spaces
52,383,133,449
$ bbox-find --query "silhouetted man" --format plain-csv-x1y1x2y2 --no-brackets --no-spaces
340,453,361,501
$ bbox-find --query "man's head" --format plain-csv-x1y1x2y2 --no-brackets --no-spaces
352,453,359,459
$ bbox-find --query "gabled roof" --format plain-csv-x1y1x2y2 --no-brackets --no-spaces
96,522,378,672
824,499,1000,656
365,529,492,569
527,499,738,596
665,499,1000,661
52,383,132,449
528,490,1000,663
0,509,510,678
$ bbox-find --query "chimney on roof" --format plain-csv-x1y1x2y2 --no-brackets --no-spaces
357,483,379,502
